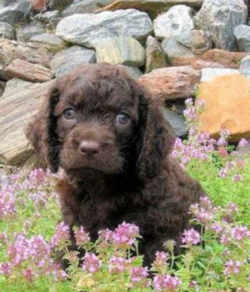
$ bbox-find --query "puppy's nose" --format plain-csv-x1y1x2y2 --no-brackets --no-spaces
79,141,100,156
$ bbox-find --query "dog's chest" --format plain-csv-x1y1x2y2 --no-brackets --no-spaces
77,188,140,237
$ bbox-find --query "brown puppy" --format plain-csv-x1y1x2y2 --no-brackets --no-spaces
26,64,205,266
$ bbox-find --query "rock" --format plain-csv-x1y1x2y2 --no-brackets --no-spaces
145,35,167,73
240,55,250,79
194,0,247,50
197,74,250,141
0,21,15,39
0,80,53,165
154,5,194,46
0,0,17,8
0,80,5,97
99,0,203,18
56,9,153,48
234,24,250,51
29,0,46,11
200,49,249,69
95,36,145,67
201,68,240,82
34,10,60,28
190,30,212,54
0,39,53,79
161,38,194,65
5,59,53,82
62,0,113,16
47,0,73,11
191,59,225,69
50,45,96,77
139,66,201,102
30,33,65,52
16,22,45,42
2,78,36,98
118,65,143,79
0,0,31,25
161,107,187,137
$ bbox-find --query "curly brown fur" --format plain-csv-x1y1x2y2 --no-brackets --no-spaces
26,64,205,266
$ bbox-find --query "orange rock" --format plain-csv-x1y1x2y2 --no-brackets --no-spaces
197,74,250,141
200,49,249,69
29,0,46,11
139,66,200,103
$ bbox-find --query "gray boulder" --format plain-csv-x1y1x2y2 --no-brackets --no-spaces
240,55,250,78
17,22,45,42
161,107,187,137
47,0,73,11
0,21,15,39
234,24,250,51
34,11,61,28
118,65,143,79
201,68,240,82
30,33,65,52
0,80,53,165
194,0,247,51
95,36,145,67
190,29,212,54
0,0,31,25
62,0,113,16
56,9,153,48
154,5,194,46
145,36,167,73
50,46,96,77
161,38,194,64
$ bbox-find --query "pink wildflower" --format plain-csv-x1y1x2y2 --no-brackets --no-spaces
112,222,139,248
50,222,70,247
82,253,102,273
199,196,213,210
232,174,243,182
74,226,90,246
220,129,230,140
130,267,149,288
0,190,16,218
217,138,227,147
219,168,228,178
28,168,47,185
182,228,200,246
226,202,238,216
210,223,223,234
153,251,168,268
231,226,250,241
218,146,228,157
52,268,68,281
238,138,248,148
195,208,213,224
108,256,129,273
153,275,182,291
23,268,33,282
224,260,242,275
0,263,12,276
8,234,32,265
220,233,231,246
98,228,113,243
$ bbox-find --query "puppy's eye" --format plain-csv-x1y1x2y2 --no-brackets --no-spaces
115,113,131,126
63,108,76,120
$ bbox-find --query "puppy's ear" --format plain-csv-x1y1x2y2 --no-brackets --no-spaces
136,89,176,179
25,82,61,172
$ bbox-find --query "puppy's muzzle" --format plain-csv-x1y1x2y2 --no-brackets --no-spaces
79,140,100,156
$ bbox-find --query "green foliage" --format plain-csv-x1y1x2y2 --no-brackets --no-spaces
0,152,249,291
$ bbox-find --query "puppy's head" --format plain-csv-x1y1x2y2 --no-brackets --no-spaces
26,64,175,179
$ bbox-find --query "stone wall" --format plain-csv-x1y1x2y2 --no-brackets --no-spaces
0,0,250,167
